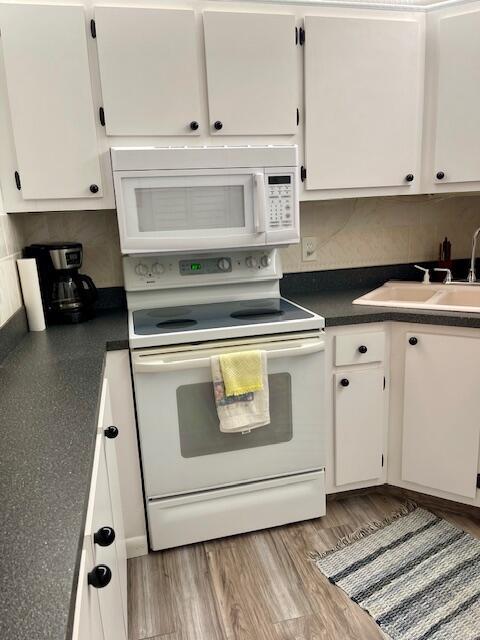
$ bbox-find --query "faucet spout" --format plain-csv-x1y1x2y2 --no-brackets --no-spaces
468,227,480,283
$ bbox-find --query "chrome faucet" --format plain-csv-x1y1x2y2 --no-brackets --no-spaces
434,268,452,284
468,227,480,283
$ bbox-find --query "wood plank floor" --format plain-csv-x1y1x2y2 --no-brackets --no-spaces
127,492,480,640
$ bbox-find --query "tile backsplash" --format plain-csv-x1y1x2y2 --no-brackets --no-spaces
11,192,480,289
0,192,23,327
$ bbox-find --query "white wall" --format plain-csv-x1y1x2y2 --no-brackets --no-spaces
0,186,23,326
12,192,480,287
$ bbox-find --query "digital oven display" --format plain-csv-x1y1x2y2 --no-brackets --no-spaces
190,263,202,271
268,176,291,185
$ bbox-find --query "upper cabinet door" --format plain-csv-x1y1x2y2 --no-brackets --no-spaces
304,14,423,192
431,9,480,185
0,3,102,200
95,6,201,136
203,11,297,135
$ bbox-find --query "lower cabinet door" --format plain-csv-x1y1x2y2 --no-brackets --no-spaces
90,435,127,640
72,544,103,640
402,332,480,498
334,368,385,486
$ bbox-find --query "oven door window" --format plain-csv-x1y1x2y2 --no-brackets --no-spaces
177,373,292,458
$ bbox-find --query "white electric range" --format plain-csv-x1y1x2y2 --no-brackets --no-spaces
125,249,326,550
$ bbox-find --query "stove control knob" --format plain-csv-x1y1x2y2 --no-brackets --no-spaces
151,263,165,276
245,256,258,269
217,258,231,272
260,254,271,268
135,263,148,276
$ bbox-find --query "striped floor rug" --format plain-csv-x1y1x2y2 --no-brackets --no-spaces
312,504,480,640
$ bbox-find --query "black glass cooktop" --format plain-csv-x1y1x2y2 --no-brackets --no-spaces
133,298,314,335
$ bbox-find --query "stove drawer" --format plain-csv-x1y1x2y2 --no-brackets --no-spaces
147,470,325,550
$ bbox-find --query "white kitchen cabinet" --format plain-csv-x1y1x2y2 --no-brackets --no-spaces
72,543,103,640
94,6,201,136
203,10,297,135
334,368,385,486
0,3,102,201
304,12,424,196
422,4,480,192
402,332,480,499
78,380,128,640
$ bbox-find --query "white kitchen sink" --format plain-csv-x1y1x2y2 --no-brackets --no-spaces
353,281,480,313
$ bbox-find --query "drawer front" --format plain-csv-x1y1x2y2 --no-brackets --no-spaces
147,471,326,550
335,331,385,366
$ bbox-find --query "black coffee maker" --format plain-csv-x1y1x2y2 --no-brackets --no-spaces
24,242,97,324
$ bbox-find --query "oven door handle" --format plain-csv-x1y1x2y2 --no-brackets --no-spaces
253,173,266,233
133,340,324,373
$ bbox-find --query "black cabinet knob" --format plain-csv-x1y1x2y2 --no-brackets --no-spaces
94,526,116,547
409,336,418,346
213,120,223,131
340,378,350,387
358,345,368,354
89,184,99,194
189,121,199,131
88,564,112,589
436,171,445,180
104,425,119,439
405,174,414,182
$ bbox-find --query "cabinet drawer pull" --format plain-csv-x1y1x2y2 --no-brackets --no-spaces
104,425,119,439
189,121,199,131
94,526,116,547
436,171,445,180
340,378,350,387
88,564,112,589
409,336,418,346
89,184,99,194
358,345,368,354
405,173,414,182
213,120,223,130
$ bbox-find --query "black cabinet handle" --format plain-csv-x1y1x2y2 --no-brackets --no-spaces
409,336,418,346
405,174,414,182
213,120,223,131
189,121,199,131
88,564,112,589
94,526,116,547
89,184,99,194
104,425,119,439
340,378,350,387
358,345,368,354
436,171,445,180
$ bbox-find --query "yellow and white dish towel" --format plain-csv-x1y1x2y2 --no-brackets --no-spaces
211,350,270,433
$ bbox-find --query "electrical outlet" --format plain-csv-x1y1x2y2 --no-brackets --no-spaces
302,236,317,262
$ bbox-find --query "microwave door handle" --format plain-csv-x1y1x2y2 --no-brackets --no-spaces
133,340,325,373
253,173,266,233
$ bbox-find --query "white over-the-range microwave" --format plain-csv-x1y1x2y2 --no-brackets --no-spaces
111,145,300,255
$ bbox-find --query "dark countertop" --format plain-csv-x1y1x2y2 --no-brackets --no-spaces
3,269,480,640
287,286,480,328
0,309,128,640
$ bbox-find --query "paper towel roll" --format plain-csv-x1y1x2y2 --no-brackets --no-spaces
17,258,46,332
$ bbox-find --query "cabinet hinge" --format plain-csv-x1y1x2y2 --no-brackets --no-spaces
299,26,305,46
383,376,386,390
99,107,105,126
14,171,21,191
295,26,298,45
296,108,300,126
90,19,96,38
382,454,384,468
300,166,306,182
477,474,480,489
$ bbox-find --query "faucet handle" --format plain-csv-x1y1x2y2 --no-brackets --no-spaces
414,265,430,284
434,267,452,284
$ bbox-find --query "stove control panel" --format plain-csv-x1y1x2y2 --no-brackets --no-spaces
267,175,294,229
123,250,280,291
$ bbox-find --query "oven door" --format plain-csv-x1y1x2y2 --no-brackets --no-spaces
113,168,267,254
132,334,325,499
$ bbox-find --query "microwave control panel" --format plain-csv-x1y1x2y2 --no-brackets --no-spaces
267,175,294,229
